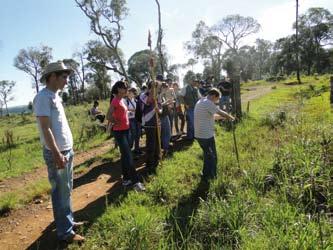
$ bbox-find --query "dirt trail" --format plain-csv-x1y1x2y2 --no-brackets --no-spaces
241,85,272,104
0,141,112,195
0,86,272,250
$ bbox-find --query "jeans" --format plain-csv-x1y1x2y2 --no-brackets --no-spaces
196,137,217,179
160,116,171,150
220,96,231,111
168,108,175,135
113,130,139,183
186,108,195,139
145,127,160,171
174,111,185,133
129,118,140,151
43,147,75,240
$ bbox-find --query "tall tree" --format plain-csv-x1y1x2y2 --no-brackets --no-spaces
213,15,260,118
75,0,129,82
63,59,81,105
14,45,52,93
127,49,160,86
297,7,333,73
185,21,224,83
73,50,88,100
0,81,15,115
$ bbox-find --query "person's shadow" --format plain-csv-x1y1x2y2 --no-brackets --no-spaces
26,136,194,250
166,178,210,246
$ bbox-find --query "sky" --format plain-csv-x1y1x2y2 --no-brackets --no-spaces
0,0,332,107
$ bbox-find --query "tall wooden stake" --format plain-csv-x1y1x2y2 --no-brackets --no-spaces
296,0,301,84
148,30,162,160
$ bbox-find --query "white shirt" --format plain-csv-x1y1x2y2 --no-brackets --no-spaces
33,88,73,151
194,97,219,139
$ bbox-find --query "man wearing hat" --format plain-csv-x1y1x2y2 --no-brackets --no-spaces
180,77,201,141
33,61,85,243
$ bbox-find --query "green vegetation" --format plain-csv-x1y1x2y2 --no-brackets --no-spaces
70,75,332,249
0,100,110,180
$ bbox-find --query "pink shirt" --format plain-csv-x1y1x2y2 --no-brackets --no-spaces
111,97,130,131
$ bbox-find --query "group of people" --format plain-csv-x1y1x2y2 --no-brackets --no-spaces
33,61,234,244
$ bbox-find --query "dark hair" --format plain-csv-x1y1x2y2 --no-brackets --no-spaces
207,88,221,98
94,100,99,106
111,81,128,95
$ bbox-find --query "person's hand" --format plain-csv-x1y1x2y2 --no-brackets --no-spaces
154,106,161,114
54,152,67,169
228,115,235,121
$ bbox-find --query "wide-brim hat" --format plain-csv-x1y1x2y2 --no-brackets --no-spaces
40,61,73,83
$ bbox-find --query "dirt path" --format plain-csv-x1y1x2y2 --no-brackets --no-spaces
0,86,272,250
0,141,113,195
241,85,273,104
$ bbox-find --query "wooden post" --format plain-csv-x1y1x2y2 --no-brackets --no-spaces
247,101,250,113
330,76,333,105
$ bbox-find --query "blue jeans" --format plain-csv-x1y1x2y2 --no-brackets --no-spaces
196,137,217,179
186,108,195,139
220,96,231,111
168,108,175,135
113,130,139,183
43,148,75,240
145,127,160,171
129,118,140,151
160,116,171,150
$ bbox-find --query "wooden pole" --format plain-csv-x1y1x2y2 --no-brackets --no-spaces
148,30,162,161
330,76,333,105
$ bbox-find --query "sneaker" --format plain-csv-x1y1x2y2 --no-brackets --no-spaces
122,179,133,187
133,182,146,192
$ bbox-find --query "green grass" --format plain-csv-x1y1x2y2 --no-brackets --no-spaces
0,100,111,180
0,179,50,215
70,75,333,249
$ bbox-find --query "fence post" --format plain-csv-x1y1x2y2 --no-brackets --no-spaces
330,76,333,105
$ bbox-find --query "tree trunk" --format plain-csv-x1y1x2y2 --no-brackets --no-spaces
80,54,85,102
330,76,333,105
295,0,301,84
5,101,9,116
229,55,242,119
34,77,39,93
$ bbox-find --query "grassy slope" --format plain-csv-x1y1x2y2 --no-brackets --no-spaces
72,75,332,249
0,100,110,180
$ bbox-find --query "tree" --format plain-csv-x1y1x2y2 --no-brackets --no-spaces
86,63,111,100
127,49,159,87
75,0,129,82
0,99,3,117
183,70,196,86
0,81,15,115
253,39,272,79
213,15,260,118
295,0,301,83
297,7,333,73
72,50,88,100
27,101,33,112
127,49,168,86
14,45,52,93
84,40,126,81
63,59,81,105
185,21,224,83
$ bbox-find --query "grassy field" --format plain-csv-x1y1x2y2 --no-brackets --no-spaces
70,75,332,249
0,100,111,180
